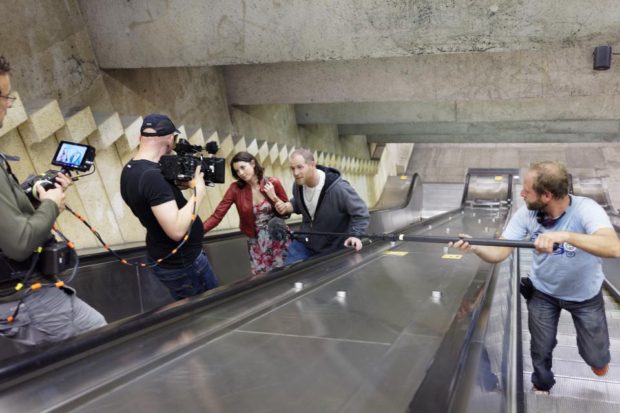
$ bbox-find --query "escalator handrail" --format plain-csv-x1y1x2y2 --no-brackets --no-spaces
370,172,421,212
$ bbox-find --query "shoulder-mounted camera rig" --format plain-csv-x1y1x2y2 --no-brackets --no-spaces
159,139,225,185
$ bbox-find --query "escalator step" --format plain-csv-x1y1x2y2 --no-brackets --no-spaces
522,332,620,350
526,390,620,413
522,358,620,381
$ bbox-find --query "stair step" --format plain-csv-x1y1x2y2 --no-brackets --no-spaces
521,345,620,366
57,106,97,143
90,112,124,148
521,318,620,335
522,333,620,350
523,358,620,381
521,309,620,329
118,115,143,150
524,373,620,404
18,99,64,145
526,390,620,413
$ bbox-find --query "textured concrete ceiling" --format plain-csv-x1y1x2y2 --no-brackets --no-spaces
78,0,620,143
79,0,620,68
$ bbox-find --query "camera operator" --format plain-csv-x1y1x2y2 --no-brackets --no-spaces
0,56,106,346
120,114,219,300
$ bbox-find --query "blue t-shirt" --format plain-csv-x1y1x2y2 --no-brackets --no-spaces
502,195,612,301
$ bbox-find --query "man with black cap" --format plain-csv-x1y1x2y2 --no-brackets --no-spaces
120,113,219,299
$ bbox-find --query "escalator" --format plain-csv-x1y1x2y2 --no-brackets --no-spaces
0,170,515,412
453,172,620,413
521,250,620,412
18,167,620,412
521,175,620,412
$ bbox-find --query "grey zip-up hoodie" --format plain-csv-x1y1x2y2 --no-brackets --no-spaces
290,165,369,255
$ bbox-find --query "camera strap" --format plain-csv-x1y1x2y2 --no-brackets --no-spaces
66,179,199,269
0,153,20,180
0,153,32,207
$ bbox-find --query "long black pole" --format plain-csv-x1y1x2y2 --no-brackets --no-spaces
293,230,548,249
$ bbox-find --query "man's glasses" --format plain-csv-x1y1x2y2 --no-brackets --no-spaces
0,93,16,102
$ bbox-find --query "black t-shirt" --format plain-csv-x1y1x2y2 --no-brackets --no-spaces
120,159,203,268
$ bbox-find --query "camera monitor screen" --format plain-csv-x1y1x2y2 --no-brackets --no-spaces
52,141,95,172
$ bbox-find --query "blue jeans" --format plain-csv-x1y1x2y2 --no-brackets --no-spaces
283,240,314,266
150,252,219,300
527,287,610,391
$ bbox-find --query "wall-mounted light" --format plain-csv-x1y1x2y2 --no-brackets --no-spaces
593,46,613,70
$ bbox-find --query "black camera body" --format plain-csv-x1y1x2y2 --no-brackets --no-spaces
159,139,225,185
21,169,59,195
21,141,96,199
0,240,75,287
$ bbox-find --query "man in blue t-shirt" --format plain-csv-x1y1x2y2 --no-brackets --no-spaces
451,161,620,393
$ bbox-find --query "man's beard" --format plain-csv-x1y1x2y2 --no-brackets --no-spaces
526,198,547,211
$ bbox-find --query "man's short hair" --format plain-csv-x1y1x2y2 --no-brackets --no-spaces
290,148,314,163
529,161,569,199
0,56,11,75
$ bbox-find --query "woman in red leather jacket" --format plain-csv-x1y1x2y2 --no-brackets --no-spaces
203,151,290,274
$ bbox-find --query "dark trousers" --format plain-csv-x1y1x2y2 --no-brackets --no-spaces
527,288,610,391
150,251,219,300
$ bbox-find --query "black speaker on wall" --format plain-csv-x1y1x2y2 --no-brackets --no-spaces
593,46,612,70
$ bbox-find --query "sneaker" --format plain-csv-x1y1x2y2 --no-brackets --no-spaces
531,386,550,395
592,364,609,377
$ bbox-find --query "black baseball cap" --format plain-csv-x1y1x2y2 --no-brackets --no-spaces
140,113,180,137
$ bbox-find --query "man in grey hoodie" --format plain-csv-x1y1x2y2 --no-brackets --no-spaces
274,148,369,264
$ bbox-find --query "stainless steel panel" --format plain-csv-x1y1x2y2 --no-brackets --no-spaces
603,258,620,297
421,182,463,218
339,333,443,413
0,198,512,411
74,331,389,413
572,176,616,213
242,251,481,343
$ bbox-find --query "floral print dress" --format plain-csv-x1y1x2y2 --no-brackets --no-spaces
247,199,290,275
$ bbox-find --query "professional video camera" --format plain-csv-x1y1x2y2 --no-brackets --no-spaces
159,139,225,185
21,140,96,198
0,141,95,282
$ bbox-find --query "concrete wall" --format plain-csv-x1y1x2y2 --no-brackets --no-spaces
78,0,620,68
226,47,620,105
410,143,620,207
103,67,233,133
231,104,302,146
1,0,113,112
0,2,376,253
231,104,372,158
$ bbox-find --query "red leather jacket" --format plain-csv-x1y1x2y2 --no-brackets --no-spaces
203,176,289,238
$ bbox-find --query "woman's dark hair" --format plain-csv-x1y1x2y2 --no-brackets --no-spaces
231,151,264,188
